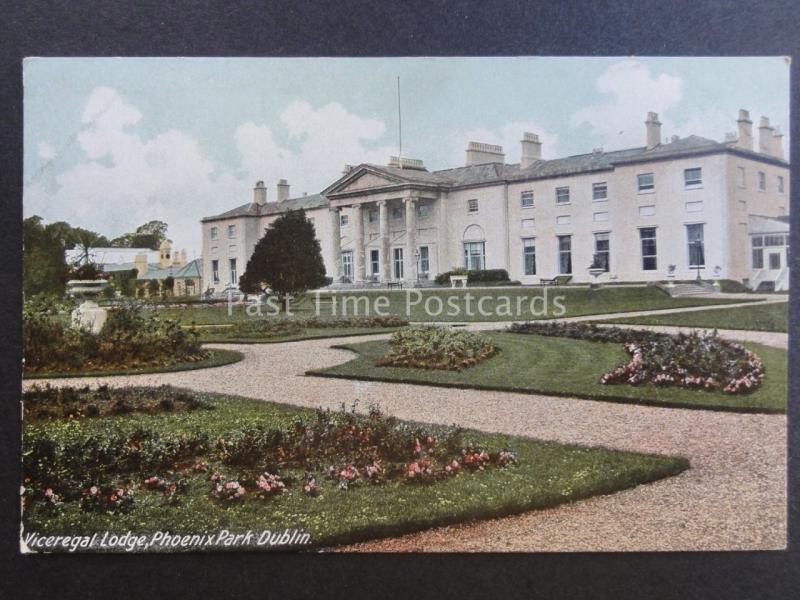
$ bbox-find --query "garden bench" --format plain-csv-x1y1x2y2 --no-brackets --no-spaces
539,276,572,286
387,281,404,290
449,275,468,288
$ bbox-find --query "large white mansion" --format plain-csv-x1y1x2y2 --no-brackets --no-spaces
201,110,790,291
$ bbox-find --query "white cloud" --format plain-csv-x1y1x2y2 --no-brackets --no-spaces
24,89,396,256
570,60,683,150
446,121,560,165
37,142,57,160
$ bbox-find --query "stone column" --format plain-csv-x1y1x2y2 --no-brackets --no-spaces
353,203,365,283
378,200,391,281
404,195,417,283
329,206,342,282
437,191,449,274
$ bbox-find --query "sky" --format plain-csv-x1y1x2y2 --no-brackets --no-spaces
23,57,790,256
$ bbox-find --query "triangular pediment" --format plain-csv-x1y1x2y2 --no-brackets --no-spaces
323,165,406,195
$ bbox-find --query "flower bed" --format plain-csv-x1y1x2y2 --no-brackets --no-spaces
23,298,207,374
22,387,518,514
376,326,496,370
24,384,213,420
229,315,407,339
508,322,764,394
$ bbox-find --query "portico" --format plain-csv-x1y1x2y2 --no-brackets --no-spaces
322,160,446,285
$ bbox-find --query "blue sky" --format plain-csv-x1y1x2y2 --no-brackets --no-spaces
24,57,789,255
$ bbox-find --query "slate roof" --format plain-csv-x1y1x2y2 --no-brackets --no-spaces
201,135,788,221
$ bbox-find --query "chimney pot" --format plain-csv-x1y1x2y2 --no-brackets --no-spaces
520,132,543,168
277,179,290,202
253,180,267,205
645,112,662,149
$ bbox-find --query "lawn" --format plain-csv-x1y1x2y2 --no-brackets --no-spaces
309,332,787,413
23,348,244,379
153,287,753,325
22,390,688,552
595,301,788,333
196,326,403,344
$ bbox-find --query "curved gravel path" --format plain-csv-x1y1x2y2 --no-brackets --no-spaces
24,326,787,552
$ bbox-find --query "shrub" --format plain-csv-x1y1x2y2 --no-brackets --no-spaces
434,268,510,285
509,322,764,394
716,279,750,293
376,326,496,370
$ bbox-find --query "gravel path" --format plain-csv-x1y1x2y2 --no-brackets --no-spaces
24,326,787,552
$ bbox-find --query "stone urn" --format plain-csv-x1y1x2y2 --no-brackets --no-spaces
666,264,677,288
67,280,109,334
587,266,605,289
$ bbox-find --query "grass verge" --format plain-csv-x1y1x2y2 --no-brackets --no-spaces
22,391,688,551
23,348,244,380
594,302,788,333
308,333,786,413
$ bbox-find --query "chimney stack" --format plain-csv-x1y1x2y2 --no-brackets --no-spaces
277,179,290,202
520,132,542,169
772,127,784,160
736,109,753,150
758,116,775,156
134,253,148,278
465,141,505,166
645,112,661,149
253,180,267,205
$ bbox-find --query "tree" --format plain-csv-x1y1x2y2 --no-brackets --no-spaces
163,276,175,297
23,216,68,297
110,220,169,250
147,279,161,297
239,209,327,310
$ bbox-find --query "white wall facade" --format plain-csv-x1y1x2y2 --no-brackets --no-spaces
201,149,789,291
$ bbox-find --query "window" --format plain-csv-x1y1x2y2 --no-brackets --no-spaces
229,258,237,284
521,218,535,228
639,205,656,217
685,201,703,213
769,252,781,270
393,248,404,279
370,249,380,275
521,190,534,208
342,251,353,280
340,214,349,227
778,176,785,193
737,166,746,187
555,186,570,204
640,228,657,271
637,173,654,192
392,207,403,219
758,171,766,191
684,167,702,187
522,238,536,276
418,246,430,274
210,227,218,240
556,215,571,225
686,223,705,267
593,232,610,272
592,182,608,201
463,241,485,271
211,259,220,283
227,224,236,238
593,212,609,222
368,209,378,223
468,198,479,213
417,204,429,218
558,235,572,274
752,246,764,269
764,235,785,247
